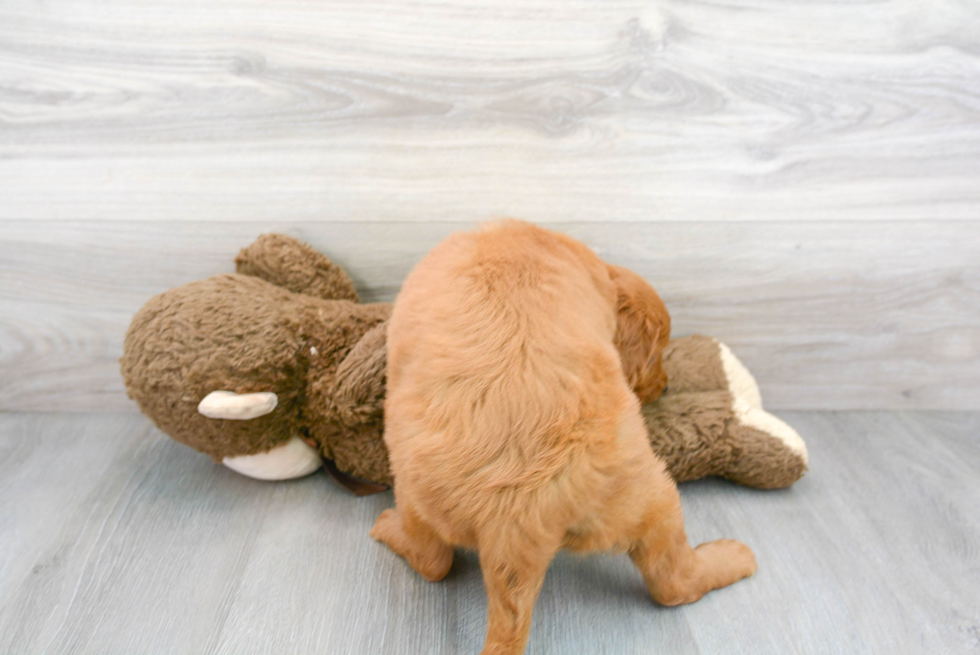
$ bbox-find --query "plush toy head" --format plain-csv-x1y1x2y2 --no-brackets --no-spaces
121,234,807,492
121,234,394,486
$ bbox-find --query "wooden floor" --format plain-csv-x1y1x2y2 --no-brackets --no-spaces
1,411,977,654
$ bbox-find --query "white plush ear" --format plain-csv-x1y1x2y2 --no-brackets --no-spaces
719,342,763,409
198,390,278,419
222,436,322,480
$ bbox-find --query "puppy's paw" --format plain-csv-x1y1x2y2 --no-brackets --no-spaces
369,509,400,544
696,538,758,582
370,508,453,582
651,539,756,606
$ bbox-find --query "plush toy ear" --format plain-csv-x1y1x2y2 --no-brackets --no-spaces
235,233,360,303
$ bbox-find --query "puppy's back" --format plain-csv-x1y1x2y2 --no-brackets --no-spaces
385,222,631,521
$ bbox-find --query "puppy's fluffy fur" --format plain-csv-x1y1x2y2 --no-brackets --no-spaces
372,221,755,655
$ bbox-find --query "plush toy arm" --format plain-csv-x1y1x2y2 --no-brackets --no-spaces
333,322,388,423
235,233,360,302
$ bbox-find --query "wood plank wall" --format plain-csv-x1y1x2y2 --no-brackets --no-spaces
1,0,978,411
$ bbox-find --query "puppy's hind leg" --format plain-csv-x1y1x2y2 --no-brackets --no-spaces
370,503,454,582
477,528,560,655
628,470,757,606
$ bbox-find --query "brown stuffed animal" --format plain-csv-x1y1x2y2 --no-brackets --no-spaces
121,234,807,492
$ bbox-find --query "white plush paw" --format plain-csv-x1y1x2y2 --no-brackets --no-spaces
198,390,278,420
222,436,322,480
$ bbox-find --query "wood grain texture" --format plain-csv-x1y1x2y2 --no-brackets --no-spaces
1,0,979,223
2,219,978,411
1,411,978,653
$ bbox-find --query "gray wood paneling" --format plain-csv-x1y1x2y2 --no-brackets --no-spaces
1,0,979,223
1,411,978,653
2,220,978,411
2,0,979,411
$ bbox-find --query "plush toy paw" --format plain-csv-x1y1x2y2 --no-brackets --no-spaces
644,335,808,489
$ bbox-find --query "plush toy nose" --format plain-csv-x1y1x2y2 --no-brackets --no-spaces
662,384,669,395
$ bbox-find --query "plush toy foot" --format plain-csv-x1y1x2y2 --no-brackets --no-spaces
650,335,809,489
222,436,323,481
725,399,809,489
718,342,762,409
663,335,762,407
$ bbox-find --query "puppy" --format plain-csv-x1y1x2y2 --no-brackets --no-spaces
371,221,755,655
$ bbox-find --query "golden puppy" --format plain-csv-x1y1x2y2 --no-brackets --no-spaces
371,221,755,655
